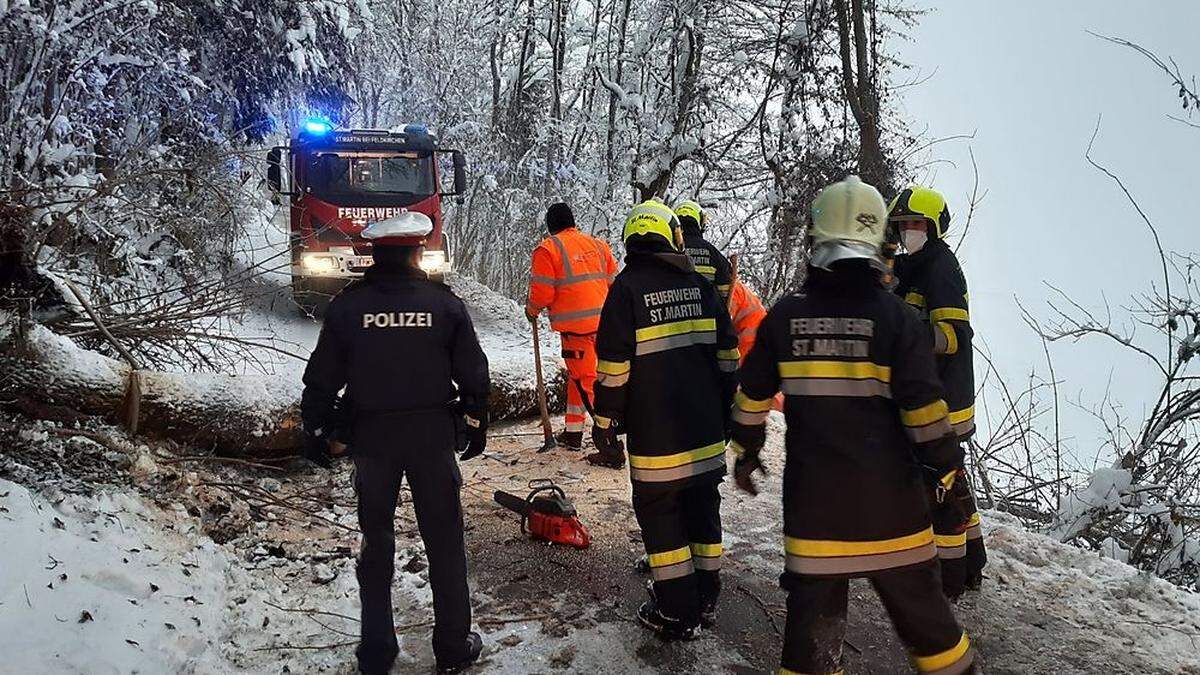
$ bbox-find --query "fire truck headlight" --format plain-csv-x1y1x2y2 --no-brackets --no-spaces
419,250,448,274
302,253,338,275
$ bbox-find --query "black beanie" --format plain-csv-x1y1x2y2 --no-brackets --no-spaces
545,202,575,234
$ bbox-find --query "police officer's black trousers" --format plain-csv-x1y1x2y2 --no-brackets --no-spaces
632,477,723,627
352,414,470,672
779,564,974,674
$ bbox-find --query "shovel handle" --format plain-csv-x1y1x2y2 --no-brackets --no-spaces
531,320,556,444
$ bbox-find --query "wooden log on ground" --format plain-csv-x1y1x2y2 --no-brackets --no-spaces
1,322,566,455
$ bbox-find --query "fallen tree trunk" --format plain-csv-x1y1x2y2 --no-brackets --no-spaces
1,320,565,455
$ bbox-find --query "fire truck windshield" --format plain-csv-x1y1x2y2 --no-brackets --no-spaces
307,152,434,197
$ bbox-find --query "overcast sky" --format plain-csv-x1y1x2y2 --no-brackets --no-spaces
895,2,1200,464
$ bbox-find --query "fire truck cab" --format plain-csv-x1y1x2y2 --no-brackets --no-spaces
267,121,466,314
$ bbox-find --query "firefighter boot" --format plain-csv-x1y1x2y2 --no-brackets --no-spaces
637,583,700,641
436,632,483,674
555,430,583,451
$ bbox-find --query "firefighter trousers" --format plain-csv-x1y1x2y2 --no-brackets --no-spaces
632,477,723,627
352,413,471,672
560,333,597,434
780,564,975,674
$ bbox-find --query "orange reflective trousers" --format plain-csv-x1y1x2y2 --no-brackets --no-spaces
561,333,597,433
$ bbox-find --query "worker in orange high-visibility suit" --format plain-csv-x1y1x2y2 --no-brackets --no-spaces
526,203,619,451
728,279,766,365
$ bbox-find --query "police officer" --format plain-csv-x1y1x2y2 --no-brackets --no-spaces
300,212,489,674
731,177,976,674
675,200,733,301
589,199,740,637
889,185,988,599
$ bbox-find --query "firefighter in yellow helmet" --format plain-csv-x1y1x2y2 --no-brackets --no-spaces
589,199,739,638
675,200,734,301
889,185,987,600
731,176,976,674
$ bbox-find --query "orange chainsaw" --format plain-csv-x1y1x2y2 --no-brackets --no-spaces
494,479,591,549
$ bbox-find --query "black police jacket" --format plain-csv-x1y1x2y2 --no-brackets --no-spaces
592,249,739,486
300,266,490,438
894,238,975,439
734,264,962,577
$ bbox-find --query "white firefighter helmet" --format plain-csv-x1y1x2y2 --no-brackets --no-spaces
809,175,887,270
361,210,433,244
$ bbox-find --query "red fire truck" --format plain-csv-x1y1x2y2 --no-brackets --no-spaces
267,121,466,313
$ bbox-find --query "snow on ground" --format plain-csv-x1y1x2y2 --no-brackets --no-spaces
4,411,1200,674
0,478,237,673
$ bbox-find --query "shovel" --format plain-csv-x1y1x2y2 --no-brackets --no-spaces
531,319,558,453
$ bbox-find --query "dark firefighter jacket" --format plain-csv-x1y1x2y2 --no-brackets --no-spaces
680,221,733,301
733,264,962,577
592,249,739,485
894,238,975,440
300,265,490,438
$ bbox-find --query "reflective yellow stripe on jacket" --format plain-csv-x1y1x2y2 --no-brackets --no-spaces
949,404,975,439
899,399,953,443
634,318,717,355
596,359,630,387
717,347,741,372
731,389,773,425
778,360,892,398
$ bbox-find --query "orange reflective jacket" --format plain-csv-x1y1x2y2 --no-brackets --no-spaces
729,279,766,363
526,227,619,334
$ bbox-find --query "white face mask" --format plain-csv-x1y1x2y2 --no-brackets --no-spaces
902,230,928,253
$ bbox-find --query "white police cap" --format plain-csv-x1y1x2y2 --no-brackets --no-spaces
361,210,433,241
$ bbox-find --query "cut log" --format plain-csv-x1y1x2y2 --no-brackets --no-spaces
1,321,565,455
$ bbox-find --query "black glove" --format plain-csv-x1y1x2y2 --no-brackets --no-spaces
733,448,765,496
729,422,767,495
591,423,624,457
457,399,488,461
610,417,626,437
303,432,333,469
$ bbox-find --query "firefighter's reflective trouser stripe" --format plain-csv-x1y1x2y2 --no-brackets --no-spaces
628,441,726,483
780,566,974,675
784,527,938,576
561,333,597,433
634,480,723,626
777,360,892,398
